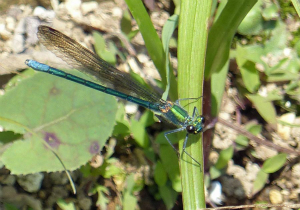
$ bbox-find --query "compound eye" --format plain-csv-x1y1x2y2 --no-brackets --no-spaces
186,125,196,134
201,116,205,123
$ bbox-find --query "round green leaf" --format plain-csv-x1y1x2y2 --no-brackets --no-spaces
215,146,234,170
253,169,269,194
262,153,287,173
1,71,117,174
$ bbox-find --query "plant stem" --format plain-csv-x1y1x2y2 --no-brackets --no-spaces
177,0,212,209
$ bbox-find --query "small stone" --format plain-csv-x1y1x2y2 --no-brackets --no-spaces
78,197,92,210
254,144,277,160
209,181,223,205
277,113,295,141
49,172,69,185
112,7,122,18
137,54,149,63
81,1,98,15
64,0,82,19
220,176,246,199
269,189,283,204
125,102,138,114
6,16,16,32
291,117,300,142
292,163,300,178
17,173,44,193
0,24,11,40
33,6,46,16
1,185,17,199
208,151,219,165
33,6,56,21
1,174,16,185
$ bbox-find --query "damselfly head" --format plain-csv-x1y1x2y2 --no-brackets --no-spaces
186,115,205,134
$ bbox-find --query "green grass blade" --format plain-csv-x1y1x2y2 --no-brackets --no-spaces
177,1,211,209
205,0,257,79
162,14,179,100
208,0,257,117
124,0,178,100
211,60,229,116
291,0,300,17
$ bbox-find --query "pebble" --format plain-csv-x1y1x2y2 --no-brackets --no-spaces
78,197,92,210
0,23,11,40
6,16,16,32
17,173,44,193
125,102,138,114
277,112,295,141
269,189,283,204
33,6,56,21
1,174,16,185
49,172,69,185
209,181,223,205
81,1,98,15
